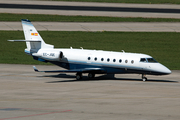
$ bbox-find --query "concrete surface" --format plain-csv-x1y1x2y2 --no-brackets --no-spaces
0,64,179,120
1,22,180,32
1,8,180,18
0,0,180,18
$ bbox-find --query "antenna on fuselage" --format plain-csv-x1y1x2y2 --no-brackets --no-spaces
122,50,125,53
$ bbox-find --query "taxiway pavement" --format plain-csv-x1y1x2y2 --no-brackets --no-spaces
1,22,180,32
0,64,179,120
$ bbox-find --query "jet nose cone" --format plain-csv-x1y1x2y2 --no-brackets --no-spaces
154,63,172,75
160,64,171,75
164,68,171,74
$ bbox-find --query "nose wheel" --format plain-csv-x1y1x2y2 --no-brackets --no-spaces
142,74,147,82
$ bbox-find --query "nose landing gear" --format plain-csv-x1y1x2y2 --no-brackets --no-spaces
142,74,147,82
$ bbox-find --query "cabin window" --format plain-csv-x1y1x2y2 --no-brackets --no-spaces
113,59,116,62
125,60,128,63
131,60,134,64
119,59,122,63
101,58,104,61
94,57,97,61
88,57,91,60
107,58,110,62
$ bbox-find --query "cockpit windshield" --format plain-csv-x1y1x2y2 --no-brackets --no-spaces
147,58,158,63
140,58,147,62
140,58,158,63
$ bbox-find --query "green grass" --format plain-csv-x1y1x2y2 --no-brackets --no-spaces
50,0,180,4
1,13,180,22
1,31,179,70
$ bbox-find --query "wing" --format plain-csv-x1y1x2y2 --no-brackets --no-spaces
33,66,106,73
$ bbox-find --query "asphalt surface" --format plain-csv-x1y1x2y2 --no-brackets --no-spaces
0,0,180,18
1,3,180,13
0,64,179,120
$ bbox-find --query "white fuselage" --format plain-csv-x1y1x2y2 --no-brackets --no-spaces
34,48,171,75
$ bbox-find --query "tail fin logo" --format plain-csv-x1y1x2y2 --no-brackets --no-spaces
31,33,38,36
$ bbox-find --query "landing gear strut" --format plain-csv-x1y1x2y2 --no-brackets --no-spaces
142,74,147,82
76,72,82,80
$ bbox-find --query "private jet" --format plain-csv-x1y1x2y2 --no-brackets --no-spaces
9,19,171,81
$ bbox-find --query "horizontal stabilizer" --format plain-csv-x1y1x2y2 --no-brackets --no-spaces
33,66,106,73
8,40,41,42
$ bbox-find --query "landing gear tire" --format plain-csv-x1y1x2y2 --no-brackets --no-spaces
88,73,95,79
142,77,147,82
76,73,82,80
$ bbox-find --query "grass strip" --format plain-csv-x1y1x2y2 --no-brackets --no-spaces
1,13,180,22
50,0,180,4
1,31,179,70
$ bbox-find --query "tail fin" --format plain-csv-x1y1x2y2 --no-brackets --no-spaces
21,19,54,51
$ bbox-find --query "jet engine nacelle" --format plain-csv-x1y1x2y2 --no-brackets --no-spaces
32,51,63,61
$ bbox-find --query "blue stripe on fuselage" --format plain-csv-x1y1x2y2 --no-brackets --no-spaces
50,59,127,74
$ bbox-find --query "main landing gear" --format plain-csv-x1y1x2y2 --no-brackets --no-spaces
76,72,95,80
76,72,82,80
142,74,147,82
88,73,95,79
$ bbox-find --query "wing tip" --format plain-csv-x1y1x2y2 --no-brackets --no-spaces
8,40,15,42
33,66,39,72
